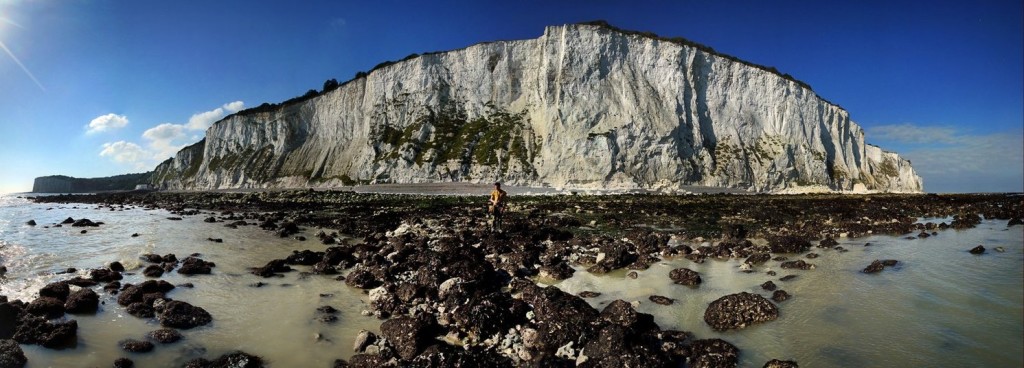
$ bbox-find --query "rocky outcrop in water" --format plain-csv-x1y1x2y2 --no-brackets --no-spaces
704,292,779,331
149,22,921,193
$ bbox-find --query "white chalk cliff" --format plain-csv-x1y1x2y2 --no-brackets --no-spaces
151,22,923,193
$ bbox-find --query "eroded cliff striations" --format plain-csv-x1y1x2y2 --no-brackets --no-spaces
151,23,922,193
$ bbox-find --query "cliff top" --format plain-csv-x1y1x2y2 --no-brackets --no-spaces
225,21,829,121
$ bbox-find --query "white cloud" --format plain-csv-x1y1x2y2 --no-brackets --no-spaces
86,113,129,134
99,141,149,170
142,123,189,159
98,100,244,169
868,123,1023,193
223,101,244,113
185,101,245,131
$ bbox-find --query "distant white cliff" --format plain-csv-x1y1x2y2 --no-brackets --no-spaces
151,22,923,193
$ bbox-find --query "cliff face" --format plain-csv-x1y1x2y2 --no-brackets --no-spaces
33,173,152,193
151,23,923,193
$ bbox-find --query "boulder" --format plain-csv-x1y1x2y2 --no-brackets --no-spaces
178,257,214,275
89,268,123,283
668,268,702,286
71,219,99,227
380,315,436,361
26,297,65,319
156,300,212,329
143,265,164,278
760,281,777,291
39,282,70,301
780,260,814,270
703,292,778,331
0,339,27,368
744,253,771,265
12,317,77,348
109,261,125,272
649,295,674,305
969,245,985,254
772,290,791,302
64,289,99,314
119,339,154,353
146,328,182,344
688,338,738,368
113,357,134,368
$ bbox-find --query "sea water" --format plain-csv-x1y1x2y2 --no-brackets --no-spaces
1,194,1021,367
0,195,380,367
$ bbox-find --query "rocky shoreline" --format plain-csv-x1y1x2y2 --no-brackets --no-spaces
2,191,1021,367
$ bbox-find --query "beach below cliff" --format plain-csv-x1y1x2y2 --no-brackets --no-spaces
1,191,1020,367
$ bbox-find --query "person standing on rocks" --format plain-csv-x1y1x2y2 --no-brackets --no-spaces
489,182,508,231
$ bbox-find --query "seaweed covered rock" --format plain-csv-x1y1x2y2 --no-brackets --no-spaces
688,338,739,368
764,358,799,368
0,339,27,368
64,288,99,314
669,268,702,286
146,328,182,344
380,315,436,361
768,236,811,254
178,257,214,275
155,300,212,329
39,282,70,301
26,297,65,319
780,260,814,270
703,292,778,331
13,316,77,348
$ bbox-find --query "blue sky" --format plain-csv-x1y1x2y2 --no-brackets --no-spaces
0,0,1020,193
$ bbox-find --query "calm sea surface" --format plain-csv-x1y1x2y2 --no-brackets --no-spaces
1,194,1021,367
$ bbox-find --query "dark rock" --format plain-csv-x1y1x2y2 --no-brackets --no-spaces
312,261,338,275
689,338,739,368
779,275,798,282
146,328,182,344
109,262,125,272
578,291,601,298
380,315,436,361
126,303,155,318
206,238,223,243
772,290,791,302
286,249,323,265
352,330,377,353
207,351,264,368
113,357,134,368
881,259,898,267
64,289,99,314
764,359,799,368
0,339,27,368
703,292,779,331
344,267,380,289
669,268,702,286
627,271,639,279
818,237,838,248
0,304,20,340
25,220,36,226
166,217,182,221
141,254,163,263
64,277,97,288
780,260,814,270
90,268,123,283
13,317,77,348
162,254,178,263
203,217,217,223
539,263,574,280
969,245,985,254
805,253,819,259
744,252,771,265
761,281,777,291
768,236,811,254
61,217,75,224
119,339,154,353
178,257,214,275
649,295,674,305
39,282,70,301
117,280,174,306
71,218,99,227
156,300,212,329
26,297,65,318
863,259,898,273
1008,217,1023,227
143,265,164,278
251,259,291,277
